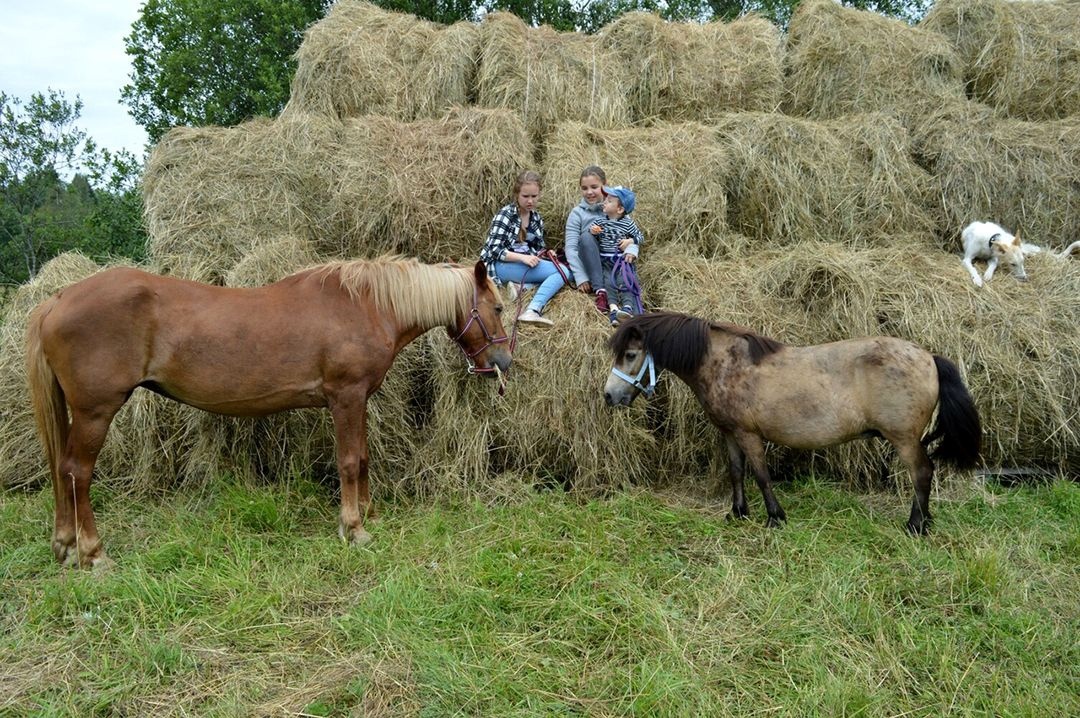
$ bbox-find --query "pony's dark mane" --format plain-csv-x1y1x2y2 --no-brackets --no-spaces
610,312,712,373
610,312,784,372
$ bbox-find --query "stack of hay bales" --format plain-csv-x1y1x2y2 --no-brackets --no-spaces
285,0,478,121
542,121,732,253
713,112,938,248
921,0,1080,121
599,11,784,123
5,1,1079,502
784,0,968,129
144,113,340,282
326,108,533,262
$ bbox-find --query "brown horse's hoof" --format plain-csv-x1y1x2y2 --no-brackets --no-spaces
339,522,373,546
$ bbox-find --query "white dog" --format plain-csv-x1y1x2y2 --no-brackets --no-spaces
961,221,1034,287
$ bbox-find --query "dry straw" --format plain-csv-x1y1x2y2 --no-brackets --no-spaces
285,0,478,121
325,108,534,262
143,113,340,283
913,105,1080,250
921,0,1080,120
599,11,784,123
542,121,733,254
638,244,1080,485
713,112,937,248
406,289,656,501
475,12,630,144
784,0,967,130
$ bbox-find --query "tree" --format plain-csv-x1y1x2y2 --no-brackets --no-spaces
0,91,144,285
123,0,332,142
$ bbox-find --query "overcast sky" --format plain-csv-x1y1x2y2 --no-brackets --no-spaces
1,1,149,160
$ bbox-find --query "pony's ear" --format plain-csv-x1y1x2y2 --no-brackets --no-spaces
474,260,487,285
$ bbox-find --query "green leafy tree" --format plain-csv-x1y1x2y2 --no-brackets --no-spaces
122,0,331,142
0,90,144,285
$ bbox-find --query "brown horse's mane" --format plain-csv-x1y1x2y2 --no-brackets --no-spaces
610,312,784,372
306,257,479,328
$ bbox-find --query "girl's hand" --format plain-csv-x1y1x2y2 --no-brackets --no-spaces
590,224,602,235
521,254,540,268
577,281,592,294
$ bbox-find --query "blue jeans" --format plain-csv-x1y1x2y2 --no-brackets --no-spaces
493,259,568,314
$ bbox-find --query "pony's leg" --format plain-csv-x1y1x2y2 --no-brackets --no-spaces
723,433,749,519
894,438,934,535
735,431,787,527
329,393,373,546
56,407,119,568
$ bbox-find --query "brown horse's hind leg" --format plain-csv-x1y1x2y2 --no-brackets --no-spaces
329,393,373,546
894,438,934,535
735,431,787,528
723,433,750,520
55,407,120,568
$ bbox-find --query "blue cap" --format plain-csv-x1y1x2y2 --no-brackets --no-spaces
602,185,635,214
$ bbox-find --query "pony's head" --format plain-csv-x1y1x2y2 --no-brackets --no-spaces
605,322,652,406
604,313,710,406
449,261,512,377
991,231,1027,281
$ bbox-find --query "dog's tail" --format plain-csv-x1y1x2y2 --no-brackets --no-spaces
924,356,981,469
1057,240,1080,259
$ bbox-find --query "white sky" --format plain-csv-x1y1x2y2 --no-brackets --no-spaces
0,0,150,161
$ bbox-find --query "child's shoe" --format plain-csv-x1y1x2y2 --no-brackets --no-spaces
594,289,608,316
608,307,620,327
615,305,633,322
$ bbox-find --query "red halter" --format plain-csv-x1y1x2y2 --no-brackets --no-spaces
451,283,509,375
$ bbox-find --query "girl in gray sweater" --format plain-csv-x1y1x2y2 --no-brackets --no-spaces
563,165,609,315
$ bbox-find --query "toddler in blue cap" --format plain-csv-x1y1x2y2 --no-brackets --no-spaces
590,185,645,325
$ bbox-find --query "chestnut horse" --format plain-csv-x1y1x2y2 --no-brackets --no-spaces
604,312,981,534
26,258,511,567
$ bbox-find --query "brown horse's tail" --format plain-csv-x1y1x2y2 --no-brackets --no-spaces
926,355,981,469
25,299,68,482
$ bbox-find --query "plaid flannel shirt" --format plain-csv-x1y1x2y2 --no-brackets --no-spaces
479,203,546,283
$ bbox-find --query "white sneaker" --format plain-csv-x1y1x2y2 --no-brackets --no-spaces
518,309,554,327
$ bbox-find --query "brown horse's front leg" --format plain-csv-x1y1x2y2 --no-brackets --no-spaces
735,431,786,528
329,393,373,546
723,433,750,520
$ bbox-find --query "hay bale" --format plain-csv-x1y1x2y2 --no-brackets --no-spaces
638,243,1080,486
407,289,657,501
324,108,533,262
921,0,1080,120
914,109,1080,249
224,235,320,288
784,0,967,128
542,121,733,255
714,112,937,248
285,0,478,121
475,12,629,143
599,11,784,123
143,113,340,283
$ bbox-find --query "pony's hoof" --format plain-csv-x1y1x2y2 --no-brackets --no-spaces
905,520,931,536
765,514,786,529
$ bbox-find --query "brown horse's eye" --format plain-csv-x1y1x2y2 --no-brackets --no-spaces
495,305,503,314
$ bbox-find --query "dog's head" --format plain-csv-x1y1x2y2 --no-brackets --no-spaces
991,231,1027,281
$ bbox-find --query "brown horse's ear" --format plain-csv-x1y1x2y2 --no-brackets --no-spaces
474,260,487,285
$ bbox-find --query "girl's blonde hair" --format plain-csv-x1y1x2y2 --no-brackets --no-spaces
512,170,542,197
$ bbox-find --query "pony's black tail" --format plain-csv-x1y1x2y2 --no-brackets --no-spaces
925,355,982,469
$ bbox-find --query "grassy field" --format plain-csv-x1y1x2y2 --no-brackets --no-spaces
1,474,1077,717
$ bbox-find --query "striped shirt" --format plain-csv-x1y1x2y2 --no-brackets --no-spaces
594,215,644,257
479,203,546,282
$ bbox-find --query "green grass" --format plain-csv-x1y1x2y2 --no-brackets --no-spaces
1,476,1077,717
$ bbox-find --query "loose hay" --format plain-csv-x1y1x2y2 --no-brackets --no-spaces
475,12,629,144
325,108,533,262
285,0,478,121
143,113,340,283
922,0,1080,120
713,112,937,248
638,244,1080,487
784,0,967,129
408,289,656,501
542,121,733,254
914,108,1080,250
599,11,784,123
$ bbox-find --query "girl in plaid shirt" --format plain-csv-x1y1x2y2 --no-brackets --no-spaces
479,171,569,327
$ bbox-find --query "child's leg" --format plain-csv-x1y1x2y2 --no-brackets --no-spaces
576,229,605,289
527,260,568,313
599,257,617,305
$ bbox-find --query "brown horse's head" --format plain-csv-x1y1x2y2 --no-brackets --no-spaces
450,261,512,377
